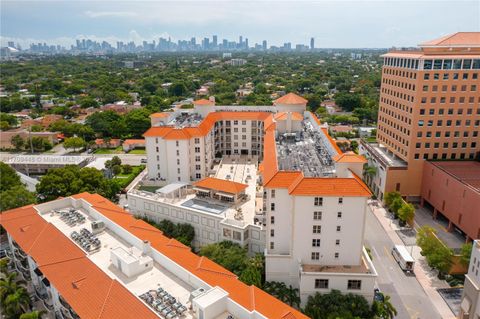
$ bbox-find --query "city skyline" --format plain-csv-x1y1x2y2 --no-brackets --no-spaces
1,0,479,49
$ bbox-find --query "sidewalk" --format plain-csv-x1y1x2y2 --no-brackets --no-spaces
368,200,456,319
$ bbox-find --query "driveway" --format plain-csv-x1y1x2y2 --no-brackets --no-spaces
414,206,465,251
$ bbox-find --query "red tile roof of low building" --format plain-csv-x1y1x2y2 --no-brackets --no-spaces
123,139,145,145
194,177,248,194
274,112,303,121
333,152,367,164
193,99,214,106
288,177,371,196
273,93,308,105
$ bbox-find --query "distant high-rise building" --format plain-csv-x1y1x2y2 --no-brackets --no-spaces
262,40,267,50
239,35,243,46
310,37,314,50
245,38,249,49
202,37,210,50
7,41,15,48
212,35,218,48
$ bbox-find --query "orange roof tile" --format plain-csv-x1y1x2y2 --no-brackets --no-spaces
288,177,371,196
333,152,367,164
71,193,307,319
264,171,303,188
420,32,480,47
275,112,303,121
0,205,158,319
193,99,214,106
274,93,308,105
123,139,145,145
150,112,170,118
194,177,248,194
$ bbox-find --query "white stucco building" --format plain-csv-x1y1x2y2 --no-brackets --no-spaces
460,240,480,319
131,93,377,305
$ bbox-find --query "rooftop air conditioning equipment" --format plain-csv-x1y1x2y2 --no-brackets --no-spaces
91,220,105,234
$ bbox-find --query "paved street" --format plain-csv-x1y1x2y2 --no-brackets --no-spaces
365,206,441,319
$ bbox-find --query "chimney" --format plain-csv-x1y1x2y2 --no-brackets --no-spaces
142,240,151,255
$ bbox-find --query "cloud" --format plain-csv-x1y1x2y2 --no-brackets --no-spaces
85,11,137,18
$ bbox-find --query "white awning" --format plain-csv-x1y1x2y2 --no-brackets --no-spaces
156,182,188,195
193,187,210,193
215,192,235,198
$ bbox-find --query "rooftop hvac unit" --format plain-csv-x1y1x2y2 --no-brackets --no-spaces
91,220,105,234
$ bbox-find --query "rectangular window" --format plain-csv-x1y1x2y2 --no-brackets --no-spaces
312,239,321,247
336,226,341,232
338,198,343,204
270,216,275,224
270,242,274,249
334,252,339,258
311,252,320,260
336,239,340,245
270,203,275,211
270,229,274,237
313,225,321,234
314,197,323,206
337,212,342,218
315,279,329,289
348,280,362,290
313,211,322,220
271,189,275,198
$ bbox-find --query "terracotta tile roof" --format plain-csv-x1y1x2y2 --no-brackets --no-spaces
72,193,308,319
274,112,303,121
123,139,145,145
150,112,170,118
288,177,371,196
0,205,158,319
420,32,480,47
193,99,214,106
194,177,248,194
95,138,121,145
264,171,303,188
333,152,367,164
274,93,308,105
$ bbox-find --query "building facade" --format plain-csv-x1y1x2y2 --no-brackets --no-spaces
362,32,480,200
134,93,377,305
1,193,306,319
460,240,480,319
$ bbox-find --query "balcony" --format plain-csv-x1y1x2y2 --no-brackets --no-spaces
360,140,407,169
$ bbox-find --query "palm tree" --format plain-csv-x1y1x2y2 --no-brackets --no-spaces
372,294,397,319
0,257,10,275
20,310,47,319
0,272,26,303
284,285,300,308
363,165,377,185
4,286,30,318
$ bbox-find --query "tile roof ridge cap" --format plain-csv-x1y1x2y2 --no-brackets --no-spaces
90,205,129,214
130,223,163,233
287,172,305,194
97,279,114,319
196,257,237,277
39,255,86,268
348,169,372,194
25,222,49,254
250,285,256,310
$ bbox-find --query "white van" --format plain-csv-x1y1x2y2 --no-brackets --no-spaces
391,245,415,273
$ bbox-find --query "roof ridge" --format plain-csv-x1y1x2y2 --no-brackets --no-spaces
25,222,50,253
249,285,256,310
196,257,237,278
287,172,305,194
97,279,114,319
39,255,86,268
91,205,129,215
165,238,190,250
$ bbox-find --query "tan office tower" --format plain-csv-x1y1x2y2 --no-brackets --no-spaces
360,32,480,200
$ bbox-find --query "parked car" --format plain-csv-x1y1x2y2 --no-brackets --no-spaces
141,158,147,163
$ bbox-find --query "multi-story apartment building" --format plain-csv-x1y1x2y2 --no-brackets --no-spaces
131,93,377,305
459,240,480,319
1,193,306,319
360,32,480,201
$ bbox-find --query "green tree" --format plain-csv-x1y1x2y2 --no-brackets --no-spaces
427,244,453,274
199,241,248,276
112,165,122,176
239,263,262,288
304,290,373,319
0,272,25,303
125,108,152,138
20,310,47,319
460,243,473,267
31,137,52,152
4,287,30,318
85,110,126,137
36,166,119,201
398,202,415,224
416,226,438,256
335,93,362,112
390,197,403,215
0,162,21,192
10,135,24,151
371,294,397,319
122,164,133,174
0,185,36,212
384,191,401,207
63,136,86,152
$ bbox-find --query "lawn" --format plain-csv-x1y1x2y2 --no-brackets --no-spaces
112,165,145,189
94,146,124,154
128,149,146,154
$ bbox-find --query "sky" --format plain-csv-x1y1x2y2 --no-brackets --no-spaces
1,0,479,48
